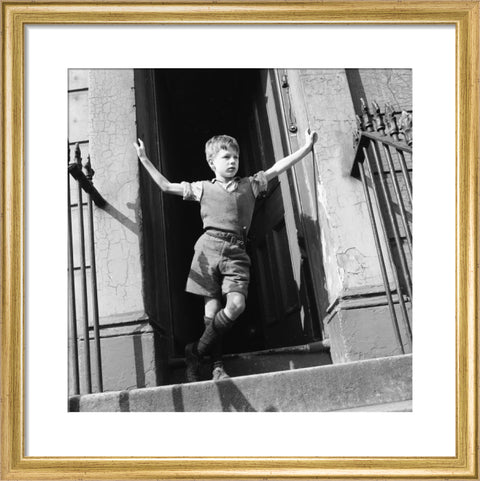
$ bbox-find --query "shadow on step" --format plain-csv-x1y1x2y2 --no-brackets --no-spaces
171,379,278,412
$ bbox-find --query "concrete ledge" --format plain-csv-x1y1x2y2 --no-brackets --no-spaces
334,399,412,412
70,354,412,412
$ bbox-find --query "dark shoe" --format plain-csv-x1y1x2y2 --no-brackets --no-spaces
212,365,230,381
185,342,201,382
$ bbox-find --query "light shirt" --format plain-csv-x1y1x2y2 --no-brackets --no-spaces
182,171,268,202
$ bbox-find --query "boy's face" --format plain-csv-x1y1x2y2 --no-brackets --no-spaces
209,147,239,180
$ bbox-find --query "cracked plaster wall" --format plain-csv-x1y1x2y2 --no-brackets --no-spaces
72,330,157,394
289,69,385,303
88,69,144,322
356,69,412,111
288,69,412,363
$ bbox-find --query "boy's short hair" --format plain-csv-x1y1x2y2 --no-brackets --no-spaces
205,135,240,163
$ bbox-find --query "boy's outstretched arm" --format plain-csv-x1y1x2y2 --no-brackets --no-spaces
264,128,318,182
133,139,183,196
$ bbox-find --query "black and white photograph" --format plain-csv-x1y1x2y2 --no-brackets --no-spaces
67,68,413,412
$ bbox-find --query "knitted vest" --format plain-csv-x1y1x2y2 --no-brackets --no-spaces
200,178,256,236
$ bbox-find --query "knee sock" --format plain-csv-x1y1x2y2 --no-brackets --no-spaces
203,316,223,363
213,309,236,333
196,316,219,356
197,309,234,356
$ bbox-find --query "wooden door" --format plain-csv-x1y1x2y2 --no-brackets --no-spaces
242,72,308,349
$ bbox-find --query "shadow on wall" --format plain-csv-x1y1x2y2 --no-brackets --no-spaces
132,330,146,389
102,200,140,236
297,212,330,339
364,177,412,224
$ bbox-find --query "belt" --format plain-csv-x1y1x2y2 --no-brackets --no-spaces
205,229,246,247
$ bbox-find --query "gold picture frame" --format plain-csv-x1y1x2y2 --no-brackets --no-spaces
1,1,478,478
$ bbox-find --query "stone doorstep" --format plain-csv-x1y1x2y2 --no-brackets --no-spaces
168,340,333,384
70,354,412,412
169,339,332,367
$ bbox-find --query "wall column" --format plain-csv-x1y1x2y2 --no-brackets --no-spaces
287,69,411,363
82,69,160,391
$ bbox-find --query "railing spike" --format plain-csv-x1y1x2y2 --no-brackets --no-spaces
74,143,82,165
353,115,363,150
360,98,373,132
399,110,413,146
68,151,106,208
371,100,385,134
84,154,95,180
385,104,399,139
355,114,363,130
353,131,359,150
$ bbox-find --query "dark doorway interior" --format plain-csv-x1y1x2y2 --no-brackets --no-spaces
146,69,309,357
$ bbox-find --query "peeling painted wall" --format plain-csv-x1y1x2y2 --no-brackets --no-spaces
289,69,385,303
88,69,145,322
287,68,412,363
354,69,412,111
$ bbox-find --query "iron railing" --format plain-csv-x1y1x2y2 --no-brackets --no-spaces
351,100,412,353
68,143,106,394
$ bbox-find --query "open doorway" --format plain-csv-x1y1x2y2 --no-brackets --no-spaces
136,69,319,359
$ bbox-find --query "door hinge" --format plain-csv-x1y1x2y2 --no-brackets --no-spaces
280,74,298,133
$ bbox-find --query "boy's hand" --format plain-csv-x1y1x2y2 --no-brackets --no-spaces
305,128,318,147
133,138,147,159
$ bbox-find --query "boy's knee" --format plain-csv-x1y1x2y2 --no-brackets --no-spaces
204,297,222,319
225,292,246,319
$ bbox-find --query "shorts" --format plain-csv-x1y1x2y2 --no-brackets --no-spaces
185,231,251,299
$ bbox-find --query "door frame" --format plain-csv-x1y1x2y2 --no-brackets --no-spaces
265,68,328,340
134,68,327,364
133,69,176,359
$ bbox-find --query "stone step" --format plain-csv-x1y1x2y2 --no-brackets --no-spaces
335,399,412,412
167,340,333,384
70,354,412,412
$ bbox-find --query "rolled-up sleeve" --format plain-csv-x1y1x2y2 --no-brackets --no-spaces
249,171,268,198
182,181,203,202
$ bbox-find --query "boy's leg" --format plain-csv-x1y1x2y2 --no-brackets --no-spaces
224,292,246,321
197,292,246,355
204,297,222,364
204,297,232,381
185,292,245,382
185,296,221,383
204,297,222,321
196,297,221,356
198,242,248,379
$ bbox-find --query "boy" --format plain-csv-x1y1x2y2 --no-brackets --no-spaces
133,128,317,382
